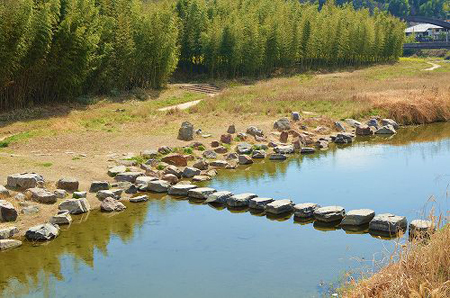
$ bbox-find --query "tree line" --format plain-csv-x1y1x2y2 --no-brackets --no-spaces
0,0,405,110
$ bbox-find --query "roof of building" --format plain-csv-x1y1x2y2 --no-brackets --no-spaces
405,23,443,33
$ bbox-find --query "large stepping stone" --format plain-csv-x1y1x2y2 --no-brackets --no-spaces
274,145,295,154
164,165,183,178
89,181,110,192
96,189,122,200
210,160,229,168
25,223,59,241
0,200,18,222
147,180,170,193
101,197,126,212
56,178,79,192
238,155,253,165
369,213,407,235
205,191,234,204
183,167,201,178
0,226,19,239
108,166,127,177
269,154,287,161
236,143,253,154
25,188,57,204
341,209,375,226
114,172,144,183
265,199,293,214
409,219,434,236
129,195,148,203
7,173,44,189
58,198,90,214
314,206,345,222
249,197,274,210
50,211,72,225
375,125,396,135
293,203,320,219
188,187,216,200
227,193,258,207
0,239,22,250
168,184,197,196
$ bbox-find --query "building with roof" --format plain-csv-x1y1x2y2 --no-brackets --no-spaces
405,23,447,41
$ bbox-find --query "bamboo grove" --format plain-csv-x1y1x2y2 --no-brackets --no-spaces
0,0,405,110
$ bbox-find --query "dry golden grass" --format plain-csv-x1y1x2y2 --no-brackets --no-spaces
344,224,450,298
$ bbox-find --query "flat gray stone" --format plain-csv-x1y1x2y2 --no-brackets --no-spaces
375,125,396,134
409,219,435,235
25,223,59,241
269,154,287,161
168,184,197,196
345,119,361,127
227,193,258,207
89,181,110,192
7,173,44,189
205,191,234,204
114,172,144,183
369,213,407,234
135,176,158,188
249,197,274,210
183,167,201,178
0,239,22,250
164,165,183,178
273,118,291,131
252,150,266,159
0,226,19,239
236,143,253,154
341,209,375,226
129,195,148,203
58,198,90,214
101,197,126,212
314,206,345,222
56,178,79,192
210,160,229,168
238,155,253,165
0,200,18,222
293,203,320,218
54,189,67,198
21,205,40,215
73,191,87,199
97,190,119,200
50,212,72,225
381,119,399,129
26,188,57,204
188,187,216,199
265,199,293,214
108,165,127,177
147,180,170,193
192,175,211,182
274,145,295,154
301,147,316,154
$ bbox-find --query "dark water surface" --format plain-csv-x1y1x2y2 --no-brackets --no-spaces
1,123,450,298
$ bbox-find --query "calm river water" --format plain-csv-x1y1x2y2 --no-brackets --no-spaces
1,123,450,298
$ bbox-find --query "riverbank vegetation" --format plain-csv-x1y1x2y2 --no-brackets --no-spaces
0,0,405,110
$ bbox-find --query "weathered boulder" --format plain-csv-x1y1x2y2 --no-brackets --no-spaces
381,119,399,129
273,118,291,131
293,203,320,219
301,147,316,154
97,190,120,200
252,150,266,159
147,180,170,193
220,134,232,144
226,153,239,160
249,197,274,210
356,125,376,136
238,155,253,165
205,191,234,204
193,160,209,170
56,178,79,192
25,223,59,241
334,122,346,132
345,119,361,128
334,133,354,144
274,145,295,154
129,195,148,203
25,188,57,204
183,167,201,178
107,165,127,177
89,181,110,192
292,112,301,121
246,126,264,137
50,211,72,225
7,173,44,189
375,125,396,135
314,206,345,222
0,239,22,250
0,185,10,199
227,193,258,207
54,189,67,199
210,160,229,168
369,213,407,234
203,150,217,159
367,119,379,128
409,219,435,236
0,200,18,222
214,146,228,154
227,124,236,134
141,149,158,159
73,191,87,199
188,187,216,200
101,197,126,212
178,121,194,141
265,199,293,214
341,209,375,226
0,226,19,239
162,174,179,184
168,184,197,196
162,154,188,167
58,198,90,214
163,165,183,178
136,176,158,188
269,154,287,161
236,143,253,154
298,133,314,146
114,172,144,183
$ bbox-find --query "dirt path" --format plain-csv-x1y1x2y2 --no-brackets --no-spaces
158,99,203,111
424,61,441,71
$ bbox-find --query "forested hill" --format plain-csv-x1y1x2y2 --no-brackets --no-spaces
327,0,449,19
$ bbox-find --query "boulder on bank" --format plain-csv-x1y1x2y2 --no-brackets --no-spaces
345,119,361,128
108,165,127,177
375,125,396,135
333,133,354,144
409,219,435,236
205,191,234,204
273,118,291,131
367,119,379,128
101,197,126,212
227,193,258,207
238,155,253,165
314,206,345,222
356,125,376,136
246,126,264,137
114,172,144,183
334,122,346,132
0,226,19,239
188,187,216,200
50,211,72,225
381,119,399,129
97,190,120,200
168,184,197,196
90,181,110,192
252,150,266,159
73,191,87,199
210,160,229,168
58,198,90,214
249,197,274,210
25,223,59,241
164,165,183,178
0,239,22,250
192,175,211,182
236,143,253,154
265,199,293,214
162,154,188,167
0,185,10,199
129,195,148,203
341,209,375,226
221,134,232,144
293,203,320,219
274,145,295,154
56,178,79,192
178,121,194,141
369,213,407,234
0,200,18,222
269,154,287,161
203,150,217,159
141,149,158,159
183,167,201,178
25,188,57,204
193,160,209,170
148,180,170,193
301,147,316,154
7,173,44,189
54,189,67,199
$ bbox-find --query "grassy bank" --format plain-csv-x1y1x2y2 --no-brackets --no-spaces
343,224,450,297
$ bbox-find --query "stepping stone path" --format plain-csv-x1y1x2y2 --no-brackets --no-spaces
168,184,197,196
0,239,22,250
7,173,44,189
0,200,18,222
314,206,345,222
0,226,19,239
369,213,407,235
58,198,90,214
25,223,59,241
265,199,293,215
205,191,234,204
249,198,274,210
341,209,375,226
164,165,183,178
56,178,79,192
188,187,216,199
101,197,126,212
227,193,258,207
293,203,320,219
192,175,211,182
